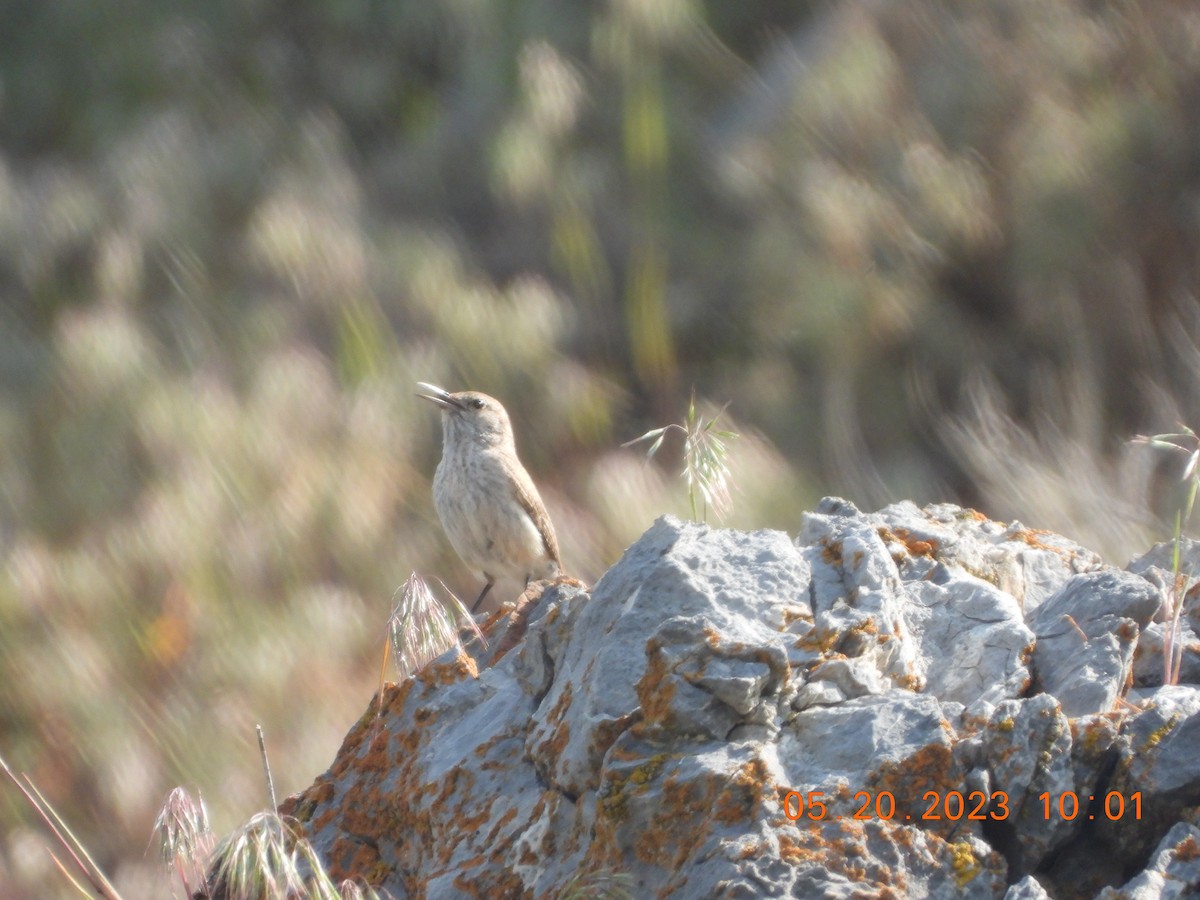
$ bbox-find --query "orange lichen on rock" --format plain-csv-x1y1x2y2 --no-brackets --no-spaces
780,605,813,627
419,648,479,685
597,752,670,824
715,758,770,825
527,682,573,760
434,765,479,810
1175,835,1200,862
326,834,386,884
868,743,960,836
382,679,414,713
795,624,839,653
632,771,717,868
820,538,843,567
634,642,676,728
484,805,519,849
281,776,334,822
882,527,939,559
309,797,341,835
452,867,526,898
776,830,814,864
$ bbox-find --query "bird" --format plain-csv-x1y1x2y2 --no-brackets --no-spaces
416,382,562,612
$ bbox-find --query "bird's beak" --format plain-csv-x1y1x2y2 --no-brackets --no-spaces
416,382,464,411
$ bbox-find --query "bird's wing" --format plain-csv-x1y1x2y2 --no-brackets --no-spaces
511,468,562,569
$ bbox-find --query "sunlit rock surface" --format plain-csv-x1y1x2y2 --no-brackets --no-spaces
267,500,1200,899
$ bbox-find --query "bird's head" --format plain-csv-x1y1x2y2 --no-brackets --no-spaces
416,382,514,449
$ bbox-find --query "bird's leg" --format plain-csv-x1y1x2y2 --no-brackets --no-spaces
471,577,495,613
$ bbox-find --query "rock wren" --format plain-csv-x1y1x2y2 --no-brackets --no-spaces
416,383,562,612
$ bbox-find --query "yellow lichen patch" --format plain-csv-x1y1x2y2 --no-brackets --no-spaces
949,840,982,886
597,753,670,823
1071,714,1118,754
1145,714,1181,750
626,753,670,787
628,756,667,786
821,539,844,568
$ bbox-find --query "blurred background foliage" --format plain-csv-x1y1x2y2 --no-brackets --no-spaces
3,0,1200,894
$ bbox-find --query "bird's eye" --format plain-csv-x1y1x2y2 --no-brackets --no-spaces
470,398,485,410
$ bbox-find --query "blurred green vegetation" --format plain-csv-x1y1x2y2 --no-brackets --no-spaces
3,0,1200,894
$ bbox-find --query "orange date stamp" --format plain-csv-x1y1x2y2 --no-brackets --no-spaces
782,790,1142,823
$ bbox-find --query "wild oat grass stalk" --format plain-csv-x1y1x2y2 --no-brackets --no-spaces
558,869,635,899
1133,425,1200,686
386,573,484,682
291,840,382,900
206,811,382,900
207,812,305,899
257,725,278,814
152,786,215,898
623,392,739,523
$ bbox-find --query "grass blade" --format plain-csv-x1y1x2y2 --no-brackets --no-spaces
0,753,123,899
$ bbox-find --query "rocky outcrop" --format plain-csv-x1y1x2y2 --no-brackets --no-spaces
275,499,1200,898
